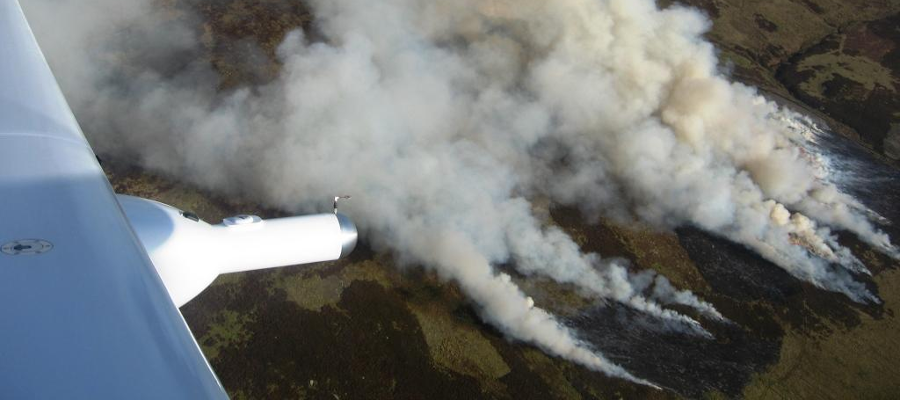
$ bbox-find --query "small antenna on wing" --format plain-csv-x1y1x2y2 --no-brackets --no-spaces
334,196,351,214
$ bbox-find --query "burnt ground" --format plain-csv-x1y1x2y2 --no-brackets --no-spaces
570,303,780,399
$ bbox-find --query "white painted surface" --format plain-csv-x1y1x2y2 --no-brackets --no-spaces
118,195,357,307
0,1,227,398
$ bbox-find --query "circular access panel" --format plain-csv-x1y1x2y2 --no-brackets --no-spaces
2,239,54,256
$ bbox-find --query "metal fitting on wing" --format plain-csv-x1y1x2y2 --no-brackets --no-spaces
336,213,358,258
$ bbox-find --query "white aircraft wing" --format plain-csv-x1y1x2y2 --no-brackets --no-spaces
0,0,357,397
0,0,229,397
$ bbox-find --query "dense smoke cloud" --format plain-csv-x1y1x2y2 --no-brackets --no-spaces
23,0,897,384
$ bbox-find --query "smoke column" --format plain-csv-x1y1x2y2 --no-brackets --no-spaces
23,0,897,383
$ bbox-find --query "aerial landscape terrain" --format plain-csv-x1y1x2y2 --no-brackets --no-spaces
28,0,900,398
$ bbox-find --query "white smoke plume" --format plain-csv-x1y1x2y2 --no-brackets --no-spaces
22,0,897,384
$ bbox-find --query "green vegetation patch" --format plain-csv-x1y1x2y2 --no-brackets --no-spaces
603,219,710,294
519,349,582,400
276,271,347,312
199,309,255,361
797,53,896,95
409,302,511,393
